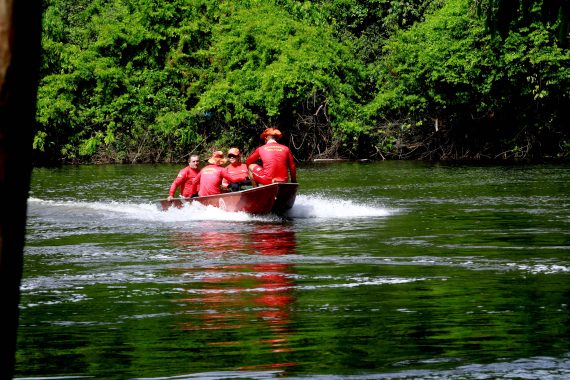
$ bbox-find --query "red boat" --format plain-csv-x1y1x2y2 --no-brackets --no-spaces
157,183,298,215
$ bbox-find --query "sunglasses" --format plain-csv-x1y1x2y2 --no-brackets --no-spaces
228,154,238,158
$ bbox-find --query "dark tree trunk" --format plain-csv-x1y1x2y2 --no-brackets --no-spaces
0,0,42,378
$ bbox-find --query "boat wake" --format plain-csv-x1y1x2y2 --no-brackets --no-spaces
27,194,393,223
287,194,393,219
27,197,256,223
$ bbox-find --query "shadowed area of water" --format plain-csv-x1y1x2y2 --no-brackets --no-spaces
16,162,570,379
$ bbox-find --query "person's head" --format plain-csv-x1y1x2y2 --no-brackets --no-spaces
207,150,227,166
188,155,200,169
260,128,282,142
227,148,241,163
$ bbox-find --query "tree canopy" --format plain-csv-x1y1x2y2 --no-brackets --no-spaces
34,0,570,164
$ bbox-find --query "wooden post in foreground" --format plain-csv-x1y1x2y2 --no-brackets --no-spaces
0,0,42,378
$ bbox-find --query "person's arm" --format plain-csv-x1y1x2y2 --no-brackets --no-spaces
167,171,185,200
288,151,297,183
221,169,237,184
221,168,230,190
245,148,260,166
191,172,202,196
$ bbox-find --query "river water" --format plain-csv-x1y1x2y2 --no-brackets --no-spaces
16,161,570,379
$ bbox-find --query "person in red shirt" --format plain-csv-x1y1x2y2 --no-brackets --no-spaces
246,128,297,186
167,155,200,201
192,151,234,197
222,147,252,192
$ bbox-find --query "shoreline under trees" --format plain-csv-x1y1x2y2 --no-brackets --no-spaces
34,0,570,164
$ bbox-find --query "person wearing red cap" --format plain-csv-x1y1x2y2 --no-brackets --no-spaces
246,128,297,186
222,148,252,192
192,151,235,197
167,154,201,201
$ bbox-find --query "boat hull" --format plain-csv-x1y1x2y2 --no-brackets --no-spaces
157,183,298,215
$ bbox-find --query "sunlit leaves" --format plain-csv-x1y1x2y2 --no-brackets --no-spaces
35,0,217,162
194,4,365,132
34,0,570,162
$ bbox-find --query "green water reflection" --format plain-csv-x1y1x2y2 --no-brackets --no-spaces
17,162,570,379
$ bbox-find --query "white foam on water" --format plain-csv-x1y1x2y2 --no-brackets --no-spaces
285,194,393,219
28,194,394,223
28,197,263,223
506,262,570,274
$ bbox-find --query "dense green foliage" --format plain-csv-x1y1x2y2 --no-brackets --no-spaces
369,0,570,159
34,0,569,163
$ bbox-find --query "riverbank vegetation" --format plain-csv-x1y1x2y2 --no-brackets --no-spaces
34,0,569,164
